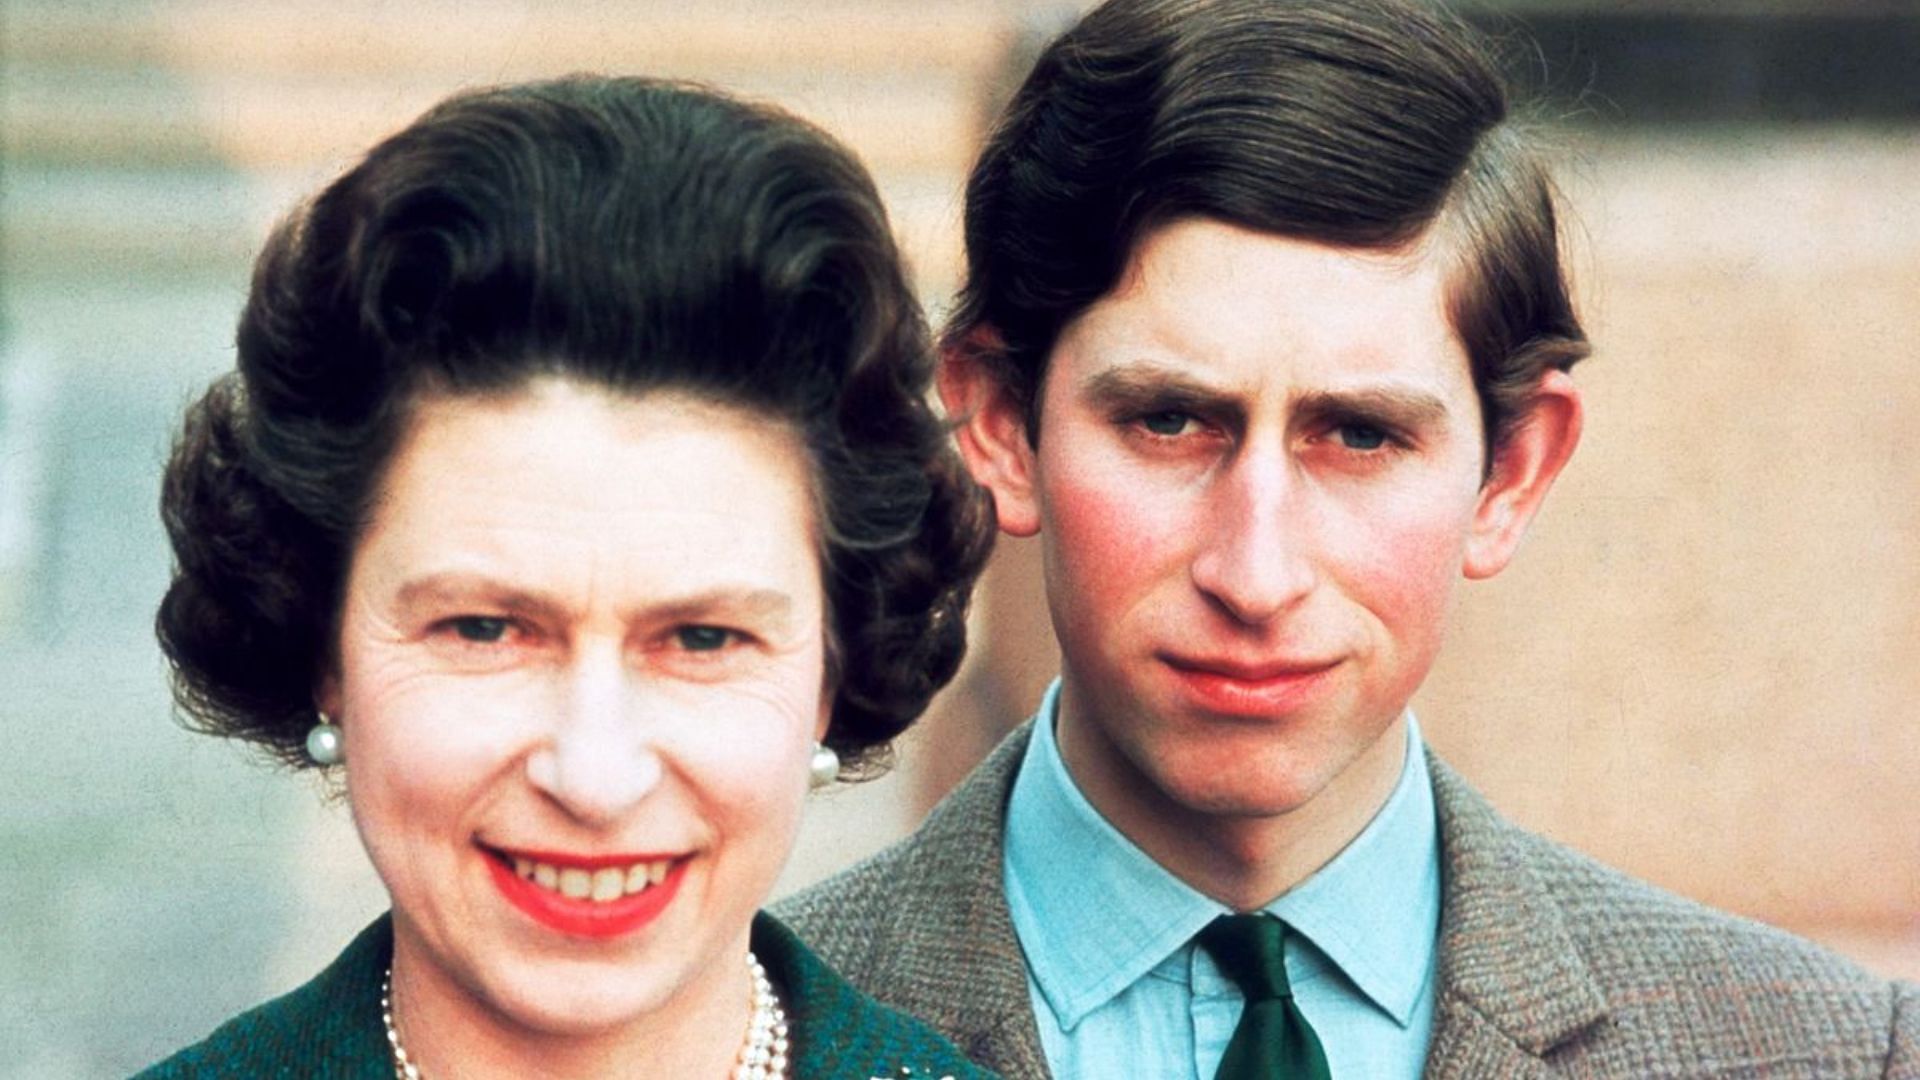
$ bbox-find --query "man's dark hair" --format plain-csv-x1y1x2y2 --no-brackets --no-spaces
158,75,992,776
946,0,1590,454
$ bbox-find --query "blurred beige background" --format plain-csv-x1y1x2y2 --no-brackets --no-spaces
3,2,1915,1074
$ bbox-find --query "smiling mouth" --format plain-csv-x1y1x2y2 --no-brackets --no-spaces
479,846,689,938
503,854,675,904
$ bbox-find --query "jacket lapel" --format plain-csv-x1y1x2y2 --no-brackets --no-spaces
859,728,1610,1078
868,724,1054,1079
1422,753,1610,1076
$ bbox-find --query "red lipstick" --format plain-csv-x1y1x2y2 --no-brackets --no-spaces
484,850,686,939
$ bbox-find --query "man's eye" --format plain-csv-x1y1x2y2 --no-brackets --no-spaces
675,625,735,652
1337,423,1389,451
1139,411,1194,436
450,617,510,643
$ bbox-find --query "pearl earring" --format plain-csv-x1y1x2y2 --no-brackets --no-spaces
808,742,840,788
306,712,344,766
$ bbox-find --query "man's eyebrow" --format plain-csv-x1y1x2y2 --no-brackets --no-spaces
1082,364,1455,432
1082,364,1242,414
1292,387,1453,430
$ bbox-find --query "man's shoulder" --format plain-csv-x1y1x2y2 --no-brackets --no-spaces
1525,821,1880,985
755,912,1000,1079
774,828,935,989
775,723,1032,985
1527,826,1916,1072
772,724,1048,1078
1429,755,1919,1073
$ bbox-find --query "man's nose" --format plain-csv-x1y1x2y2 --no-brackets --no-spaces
524,643,662,826
1189,450,1317,626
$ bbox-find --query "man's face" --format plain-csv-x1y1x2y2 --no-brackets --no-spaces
949,218,1577,879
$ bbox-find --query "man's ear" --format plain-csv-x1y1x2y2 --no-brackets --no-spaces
1463,369,1583,580
937,327,1042,538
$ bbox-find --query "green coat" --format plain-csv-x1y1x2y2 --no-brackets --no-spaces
136,911,997,1079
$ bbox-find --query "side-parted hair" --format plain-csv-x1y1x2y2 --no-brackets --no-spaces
158,76,992,776
946,0,1590,454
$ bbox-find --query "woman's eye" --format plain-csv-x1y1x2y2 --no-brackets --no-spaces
674,625,735,652
1337,423,1389,451
450,616,510,643
1139,411,1194,437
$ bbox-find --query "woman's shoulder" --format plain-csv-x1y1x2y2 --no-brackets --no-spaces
754,912,1001,1080
133,917,393,1079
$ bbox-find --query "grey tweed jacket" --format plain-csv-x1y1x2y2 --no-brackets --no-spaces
776,724,1920,1078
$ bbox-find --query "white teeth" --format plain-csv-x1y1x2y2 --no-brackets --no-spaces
590,868,624,902
509,856,675,903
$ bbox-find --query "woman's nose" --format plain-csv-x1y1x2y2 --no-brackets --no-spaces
523,644,662,826
1188,451,1318,626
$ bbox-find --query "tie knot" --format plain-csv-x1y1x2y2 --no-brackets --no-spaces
1198,914,1292,1002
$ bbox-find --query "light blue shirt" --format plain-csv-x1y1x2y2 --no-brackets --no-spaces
1003,680,1441,1078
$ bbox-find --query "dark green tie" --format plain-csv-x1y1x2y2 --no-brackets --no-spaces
1198,914,1332,1080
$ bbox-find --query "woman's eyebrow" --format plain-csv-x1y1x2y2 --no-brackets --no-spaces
393,575,797,625
642,588,796,627
393,573,558,618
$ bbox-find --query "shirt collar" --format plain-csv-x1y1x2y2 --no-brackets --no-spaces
1005,680,1220,1029
1262,712,1439,1026
1003,678,1440,1030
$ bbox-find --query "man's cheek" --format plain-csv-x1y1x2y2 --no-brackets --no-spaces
1043,470,1178,592
1347,511,1468,660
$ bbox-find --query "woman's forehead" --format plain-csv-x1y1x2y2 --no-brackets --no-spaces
350,380,822,614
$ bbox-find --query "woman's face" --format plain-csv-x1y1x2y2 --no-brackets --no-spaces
326,377,829,1039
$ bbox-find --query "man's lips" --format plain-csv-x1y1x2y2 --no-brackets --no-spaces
1162,653,1341,681
1161,653,1342,716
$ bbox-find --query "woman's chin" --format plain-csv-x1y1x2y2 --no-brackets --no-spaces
498,984,670,1040
457,951,693,1044
437,901,750,1046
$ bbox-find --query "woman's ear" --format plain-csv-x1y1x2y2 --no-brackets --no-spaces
1463,369,1584,580
314,670,342,724
815,683,834,743
937,327,1042,538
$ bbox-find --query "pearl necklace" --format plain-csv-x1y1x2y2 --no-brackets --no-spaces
380,952,790,1080
735,952,791,1080
379,968,422,1080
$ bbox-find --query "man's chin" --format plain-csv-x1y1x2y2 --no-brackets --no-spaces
1133,743,1337,822
1160,773,1330,822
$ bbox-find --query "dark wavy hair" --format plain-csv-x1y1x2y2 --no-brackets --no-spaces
158,75,993,777
948,0,1591,457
